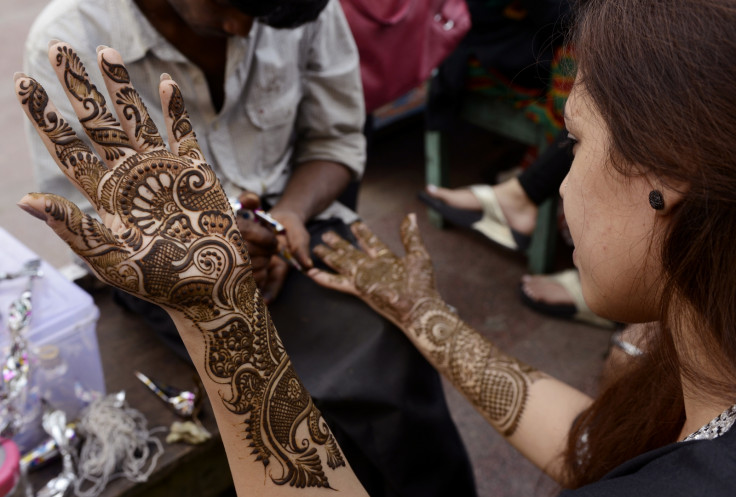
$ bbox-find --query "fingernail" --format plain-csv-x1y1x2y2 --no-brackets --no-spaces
96,45,109,54
13,72,28,82
426,184,437,193
47,39,61,49
160,73,172,81
17,200,47,221
408,212,417,225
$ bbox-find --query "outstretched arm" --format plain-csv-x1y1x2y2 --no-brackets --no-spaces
309,217,592,481
15,42,367,497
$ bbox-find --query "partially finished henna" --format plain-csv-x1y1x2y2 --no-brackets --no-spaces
16,44,345,489
313,218,545,437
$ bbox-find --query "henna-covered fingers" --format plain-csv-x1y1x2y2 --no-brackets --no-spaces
17,193,126,285
306,266,355,295
158,76,205,161
14,73,107,211
351,221,393,259
48,42,133,168
96,47,165,153
313,232,363,277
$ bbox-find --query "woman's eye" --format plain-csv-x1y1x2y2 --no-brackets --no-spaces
561,132,579,153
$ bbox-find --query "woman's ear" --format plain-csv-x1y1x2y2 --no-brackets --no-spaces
649,179,687,215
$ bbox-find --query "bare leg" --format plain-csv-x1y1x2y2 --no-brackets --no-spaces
425,177,538,236
520,273,575,307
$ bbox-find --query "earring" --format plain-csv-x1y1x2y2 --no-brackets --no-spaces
649,190,665,210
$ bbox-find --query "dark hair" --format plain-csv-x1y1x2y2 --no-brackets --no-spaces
562,0,736,488
228,0,330,28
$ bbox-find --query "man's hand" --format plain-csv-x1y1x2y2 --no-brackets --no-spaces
234,191,279,292
308,214,439,328
269,208,312,271
15,43,253,322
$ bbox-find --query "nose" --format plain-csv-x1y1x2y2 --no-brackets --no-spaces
559,173,569,199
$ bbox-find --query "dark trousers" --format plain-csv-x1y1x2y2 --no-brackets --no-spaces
114,218,477,497
517,130,572,206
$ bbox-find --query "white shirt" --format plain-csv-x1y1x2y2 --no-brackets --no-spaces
24,0,365,223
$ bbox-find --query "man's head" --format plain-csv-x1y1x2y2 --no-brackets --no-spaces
166,0,330,37
229,0,330,28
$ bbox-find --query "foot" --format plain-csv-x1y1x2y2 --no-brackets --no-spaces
520,273,575,307
425,178,538,236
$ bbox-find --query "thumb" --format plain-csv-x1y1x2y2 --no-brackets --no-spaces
238,191,261,211
18,193,123,262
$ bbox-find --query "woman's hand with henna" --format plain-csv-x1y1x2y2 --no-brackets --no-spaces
308,213,440,329
15,43,254,322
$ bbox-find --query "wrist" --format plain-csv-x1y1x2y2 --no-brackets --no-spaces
402,294,459,333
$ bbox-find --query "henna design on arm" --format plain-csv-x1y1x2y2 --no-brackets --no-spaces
405,298,543,437
314,218,544,437
17,44,345,490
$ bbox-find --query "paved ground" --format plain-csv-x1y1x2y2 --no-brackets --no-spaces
0,3,612,495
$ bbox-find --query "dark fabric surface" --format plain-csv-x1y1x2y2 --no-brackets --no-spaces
426,0,572,131
517,130,571,205
560,424,736,496
114,217,477,497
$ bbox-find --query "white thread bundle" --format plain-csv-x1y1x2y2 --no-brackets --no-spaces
73,394,164,497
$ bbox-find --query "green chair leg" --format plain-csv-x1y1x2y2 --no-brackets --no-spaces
526,196,558,274
424,130,450,228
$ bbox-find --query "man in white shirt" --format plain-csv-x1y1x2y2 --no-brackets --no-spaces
24,1,477,495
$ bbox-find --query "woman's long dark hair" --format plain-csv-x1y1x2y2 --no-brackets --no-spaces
562,0,736,488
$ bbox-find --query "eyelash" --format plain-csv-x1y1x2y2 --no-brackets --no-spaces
560,133,579,151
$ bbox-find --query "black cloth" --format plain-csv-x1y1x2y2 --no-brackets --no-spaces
113,218,477,497
561,426,736,496
517,130,572,205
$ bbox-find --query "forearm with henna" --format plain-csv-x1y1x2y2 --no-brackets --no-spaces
402,297,544,437
312,217,545,438
16,43,357,493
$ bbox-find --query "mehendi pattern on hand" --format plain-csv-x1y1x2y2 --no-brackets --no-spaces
313,216,544,437
17,44,344,489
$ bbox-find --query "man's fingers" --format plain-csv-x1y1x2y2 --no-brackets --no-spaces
351,221,393,259
282,230,312,270
15,73,106,211
97,46,166,153
48,42,133,168
261,257,288,304
306,268,356,295
236,217,278,253
158,77,205,161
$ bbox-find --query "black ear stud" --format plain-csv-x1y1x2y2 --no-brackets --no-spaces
649,190,665,210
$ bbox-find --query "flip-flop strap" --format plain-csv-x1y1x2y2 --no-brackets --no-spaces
549,269,615,329
468,184,510,227
467,184,520,250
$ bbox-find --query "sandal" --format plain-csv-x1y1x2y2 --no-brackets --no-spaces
519,269,617,329
418,184,531,252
